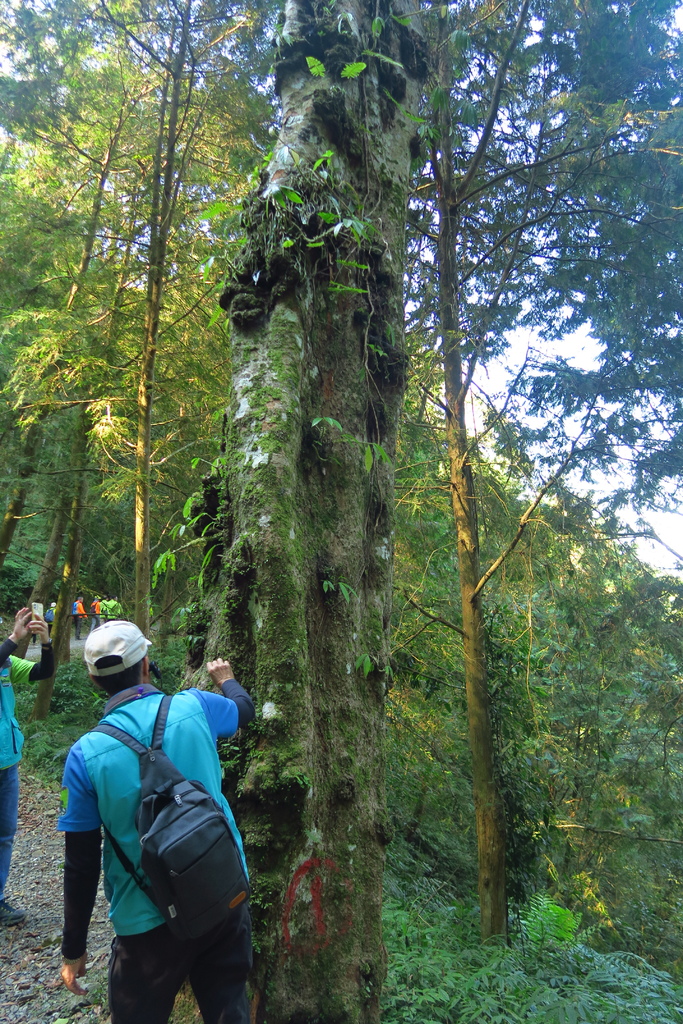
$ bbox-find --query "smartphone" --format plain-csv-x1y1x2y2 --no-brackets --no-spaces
32,602,44,619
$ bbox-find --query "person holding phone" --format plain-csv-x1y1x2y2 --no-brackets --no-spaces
0,607,54,925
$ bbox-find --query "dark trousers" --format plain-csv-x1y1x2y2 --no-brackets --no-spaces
108,902,252,1024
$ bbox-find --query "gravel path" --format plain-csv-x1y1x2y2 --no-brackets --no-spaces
1,633,111,1022
0,772,113,1024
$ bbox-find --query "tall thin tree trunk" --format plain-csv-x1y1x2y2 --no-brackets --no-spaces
13,506,67,661
445,376,508,939
434,18,507,939
197,3,425,1020
31,416,89,720
65,142,116,310
135,11,189,634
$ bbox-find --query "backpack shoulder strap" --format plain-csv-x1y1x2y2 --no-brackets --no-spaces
151,694,172,750
89,700,173,908
91,722,148,755
101,823,153,900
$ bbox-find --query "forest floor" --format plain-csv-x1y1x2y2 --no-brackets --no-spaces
0,773,112,1024
2,637,201,1024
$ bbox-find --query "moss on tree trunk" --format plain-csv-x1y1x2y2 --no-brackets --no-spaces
195,2,426,1020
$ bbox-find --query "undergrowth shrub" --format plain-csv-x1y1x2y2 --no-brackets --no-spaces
520,892,581,951
385,684,478,901
382,896,683,1024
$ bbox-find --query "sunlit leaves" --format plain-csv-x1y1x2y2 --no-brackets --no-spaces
341,62,367,79
306,56,326,77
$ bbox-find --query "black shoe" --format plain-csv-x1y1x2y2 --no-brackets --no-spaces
0,899,26,925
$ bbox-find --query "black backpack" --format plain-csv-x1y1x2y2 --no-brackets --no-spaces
92,694,249,940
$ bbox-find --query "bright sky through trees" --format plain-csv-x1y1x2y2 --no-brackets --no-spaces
483,322,683,573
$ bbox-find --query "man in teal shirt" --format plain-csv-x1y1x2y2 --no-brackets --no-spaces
0,606,54,925
58,620,254,1024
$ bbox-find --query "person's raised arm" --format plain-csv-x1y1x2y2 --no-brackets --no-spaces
0,636,17,664
8,607,31,644
207,658,255,729
28,615,53,680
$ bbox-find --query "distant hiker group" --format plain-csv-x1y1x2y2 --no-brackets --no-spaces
72,595,123,639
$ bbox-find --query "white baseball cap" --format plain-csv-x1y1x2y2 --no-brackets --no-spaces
84,620,152,677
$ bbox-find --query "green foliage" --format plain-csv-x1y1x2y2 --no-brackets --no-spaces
321,577,357,603
383,898,683,1024
355,653,373,677
385,680,477,904
0,557,36,610
147,637,188,693
340,62,366,79
306,56,326,77
520,893,581,950
0,0,271,613
392,354,683,970
311,417,390,472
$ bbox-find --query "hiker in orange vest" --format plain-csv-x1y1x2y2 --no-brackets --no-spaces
72,597,87,640
89,598,101,633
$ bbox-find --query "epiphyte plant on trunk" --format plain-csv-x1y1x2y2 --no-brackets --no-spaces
193,0,427,1020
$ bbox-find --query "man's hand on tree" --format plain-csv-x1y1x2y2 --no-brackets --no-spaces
207,658,235,688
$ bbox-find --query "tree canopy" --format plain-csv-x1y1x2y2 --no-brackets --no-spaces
2,0,683,1018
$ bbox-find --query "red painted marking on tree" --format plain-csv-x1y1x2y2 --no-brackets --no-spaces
310,870,325,936
282,856,354,954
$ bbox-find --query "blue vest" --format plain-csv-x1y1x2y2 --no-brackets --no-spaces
80,690,247,935
0,657,30,770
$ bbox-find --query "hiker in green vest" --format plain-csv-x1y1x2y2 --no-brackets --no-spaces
0,607,54,925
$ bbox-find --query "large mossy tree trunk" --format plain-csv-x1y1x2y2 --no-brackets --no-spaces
196,3,425,1021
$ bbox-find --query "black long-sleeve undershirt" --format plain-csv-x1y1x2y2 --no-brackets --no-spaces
220,677,255,729
0,637,54,680
62,829,102,960
0,638,16,666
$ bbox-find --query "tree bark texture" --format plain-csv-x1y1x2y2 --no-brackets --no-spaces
197,4,426,1020
434,18,508,939
445,393,508,939
32,416,89,720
